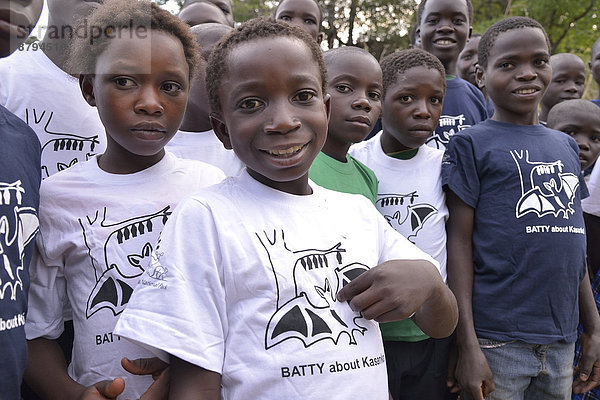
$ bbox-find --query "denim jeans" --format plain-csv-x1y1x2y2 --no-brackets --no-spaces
462,339,575,400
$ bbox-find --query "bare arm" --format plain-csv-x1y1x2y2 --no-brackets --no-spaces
336,258,458,339
169,356,221,400
445,191,494,400
584,212,600,277
24,337,124,400
573,267,600,393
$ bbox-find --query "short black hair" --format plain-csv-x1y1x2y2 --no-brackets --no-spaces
478,16,549,69
68,0,199,79
323,46,377,68
206,16,327,113
275,0,323,27
416,0,473,25
380,48,446,97
547,99,600,129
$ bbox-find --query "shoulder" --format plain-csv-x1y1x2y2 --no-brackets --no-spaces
349,132,380,155
169,154,226,181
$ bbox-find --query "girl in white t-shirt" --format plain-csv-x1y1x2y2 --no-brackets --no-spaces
24,1,225,399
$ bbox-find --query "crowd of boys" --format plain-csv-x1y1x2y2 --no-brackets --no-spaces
1,0,600,399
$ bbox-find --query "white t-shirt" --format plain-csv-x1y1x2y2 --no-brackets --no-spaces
0,48,106,178
350,132,448,282
166,129,245,177
583,163,600,216
115,171,439,399
26,152,225,399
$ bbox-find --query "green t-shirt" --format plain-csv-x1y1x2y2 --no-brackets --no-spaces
309,152,378,205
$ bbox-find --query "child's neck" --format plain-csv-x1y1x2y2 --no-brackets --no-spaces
492,108,541,126
97,149,167,174
320,138,351,163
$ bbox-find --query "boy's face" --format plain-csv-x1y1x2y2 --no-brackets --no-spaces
325,52,382,148
381,66,444,152
589,43,600,92
81,31,190,162
552,108,600,171
211,36,329,195
418,0,471,73
275,0,322,42
205,0,234,27
479,27,551,125
541,54,585,111
0,0,44,57
457,35,480,87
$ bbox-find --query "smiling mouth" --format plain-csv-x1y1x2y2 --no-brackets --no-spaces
265,144,306,156
514,88,537,95
435,39,454,45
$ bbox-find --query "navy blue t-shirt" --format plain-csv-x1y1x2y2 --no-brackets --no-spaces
0,105,41,398
427,76,488,150
443,119,587,344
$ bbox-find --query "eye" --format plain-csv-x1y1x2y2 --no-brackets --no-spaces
562,128,575,136
335,84,351,94
534,58,548,66
304,18,316,25
161,81,183,94
369,91,381,101
113,77,135,88
292,90,315,102
239,98,263,110
399,95,413,103
553,79,565,84
452,17,465,24
426,17,439,25
499,62,513,69
279,15,291,21
430,97,442,105
592,135,600,143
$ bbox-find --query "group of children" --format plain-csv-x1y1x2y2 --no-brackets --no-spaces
2,0,600,399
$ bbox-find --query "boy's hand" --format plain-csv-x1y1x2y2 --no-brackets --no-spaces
573,331,600,393
336,259,437,322
336,259,458,339
449,345,494,400
76,378,125,399
122,357,170,399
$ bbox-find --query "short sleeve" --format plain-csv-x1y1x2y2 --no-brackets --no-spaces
442,134,480,208
114,196,227,374
25,235,68,340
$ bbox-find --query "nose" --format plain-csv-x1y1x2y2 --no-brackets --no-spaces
578,139,590,152
264,101,301,134
134,86,164,115
351,94,372,112
564,82,579,93
413,99,432,119
516,65,537,81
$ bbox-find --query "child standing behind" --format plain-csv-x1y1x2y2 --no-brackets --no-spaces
275,0,323,42
114,17,458,399
350,48,450,400
24,1,225,399
539,53,586,125
444,17,600,400
416,0,488,150
590,37,600,108
308,46,382,204
166,23,245,176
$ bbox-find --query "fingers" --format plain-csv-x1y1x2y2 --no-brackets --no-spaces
573,362,600,393
336,268,372,302
94,378,125,399
140,367,170,400
122,357,168,379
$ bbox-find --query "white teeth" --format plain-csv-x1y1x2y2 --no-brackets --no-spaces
436,40,453,45
516,88,536,94
267,145,303,156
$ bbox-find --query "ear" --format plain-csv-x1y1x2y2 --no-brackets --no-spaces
79,75,97,107
210,112,232,150
475,64,485,89
317,32,324,43
468,25,472,39
323,93,331,121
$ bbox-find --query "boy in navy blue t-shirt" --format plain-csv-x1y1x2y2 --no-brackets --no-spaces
443,17,600,400
416,0,488,150
0,0,43,398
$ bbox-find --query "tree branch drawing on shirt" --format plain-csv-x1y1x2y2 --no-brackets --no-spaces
80,206,171,318
24,108,101,178
0,180,38,301
511,150,579,219
376,191,437,243
257,229,369,350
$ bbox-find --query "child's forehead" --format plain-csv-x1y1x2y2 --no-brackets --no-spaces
550,54,585,74
489,27,548,58
327,51,380,76
423,0,469,17
277,0,320,16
